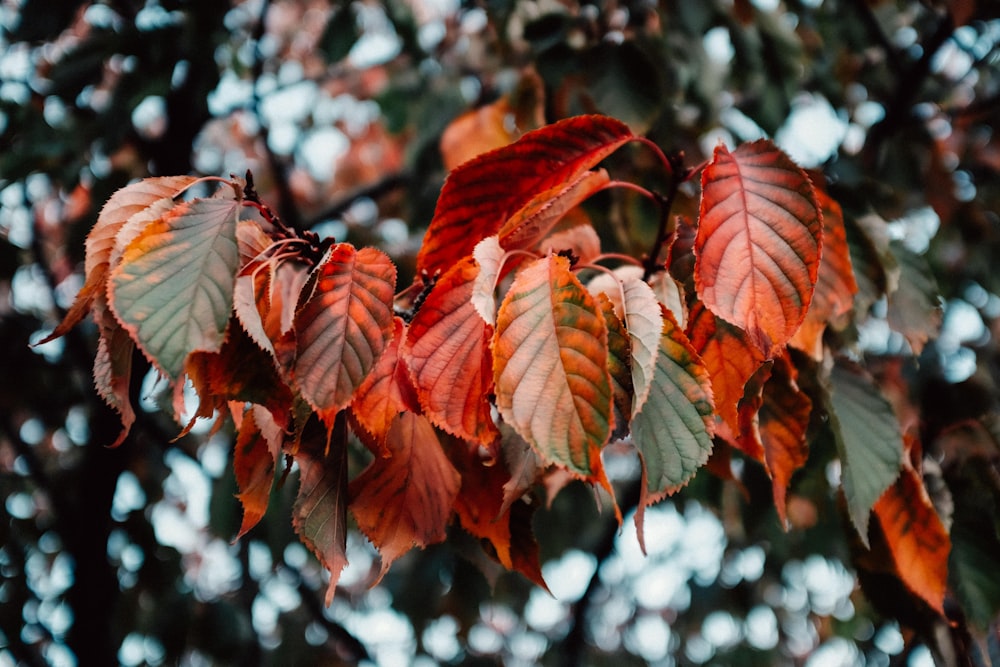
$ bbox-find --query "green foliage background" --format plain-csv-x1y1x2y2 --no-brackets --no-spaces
1,1,999,665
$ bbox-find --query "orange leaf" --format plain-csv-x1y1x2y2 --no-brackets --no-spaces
417,115,634,275
233,405,283,539
493,254,614,482
596,294,634,437
349,412,461,580
440,97,519,171
687,300,766,436
498,169,610,251
92,299,135,448
403,257,499,445
873,461,951,615
293,244,396,424
738,353,812,526
448,438,547,588
696,140,822,357
350,318,419,453
790,189,858,359
293,420,350,605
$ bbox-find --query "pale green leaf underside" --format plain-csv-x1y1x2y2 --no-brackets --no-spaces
631,315,715,497
827,361,903,545
110,198,241,378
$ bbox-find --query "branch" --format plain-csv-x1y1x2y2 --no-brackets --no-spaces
303,171,412,229
642,152,688,282
864,11,956,163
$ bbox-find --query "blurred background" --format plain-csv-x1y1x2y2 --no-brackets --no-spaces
1,1,999,665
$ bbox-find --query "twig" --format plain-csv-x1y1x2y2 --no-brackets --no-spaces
642,152,689,282
303,171,412,229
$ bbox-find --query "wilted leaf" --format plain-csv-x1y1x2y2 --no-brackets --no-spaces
349,412,461,580
696,140,822,356
92,301,135,448
874,458,950,614
417,115,634,275
631,310,715,545
293,420,350,605
109,197,241,378
293,244,396,423
403,257,499,445
493,254,614,481
498,169,610,251
826,360,903,544
233,405,283,539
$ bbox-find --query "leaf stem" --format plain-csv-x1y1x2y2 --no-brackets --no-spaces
642,151,689,282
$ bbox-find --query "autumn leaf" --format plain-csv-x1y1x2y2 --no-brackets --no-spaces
403,257,499,445
350,317,419,453
790,189,857,358
687,300,766,437
472,236,505,326
874,454,951,615
440,97,520,171
448,437,547,588
740,353,812,526
631,310,715,526
696,140,823,357
417,115,635,275
92,300,136,448
498,169,610,251
41,175,199,343
349,412,461,580
826,360,903,544
493,254,614,482
293,244,396,423
620,274,663,419
233,405,283,539
596,294,634,437
109,196,241,379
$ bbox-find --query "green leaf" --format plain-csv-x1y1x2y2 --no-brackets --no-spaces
826,360,903,544
318,5,359,63
886,241,942,355
109,197,241,379
631,310,715,499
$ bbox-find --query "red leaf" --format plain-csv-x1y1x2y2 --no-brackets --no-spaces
403,257,499,445
687,300,766,437
233,405,283,539
873,458,951,615
350,317,419,453
416,115,634,275
448,437,548,589
292,420,350,605
293,244,396,423
790,189,858,358
696,140,822,356
498,169,610,251
738,354,812,526
349,412,461,580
